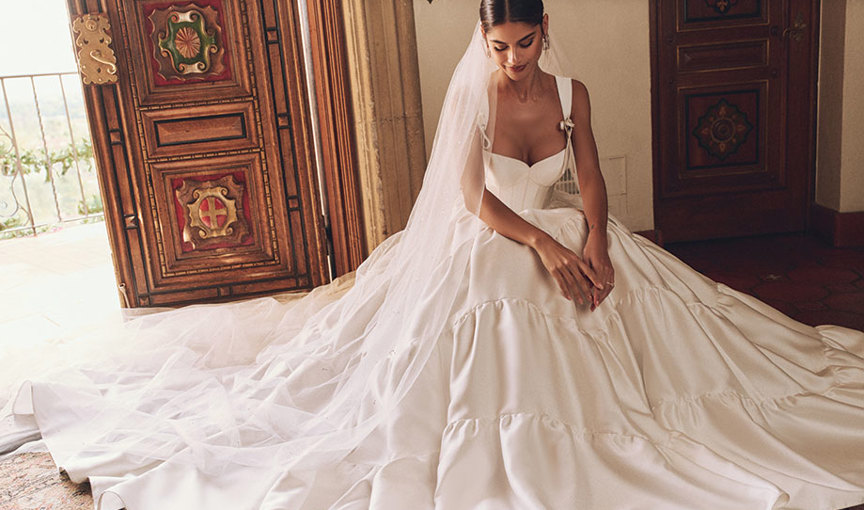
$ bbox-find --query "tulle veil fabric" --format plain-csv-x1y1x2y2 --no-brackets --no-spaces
9,21,575,476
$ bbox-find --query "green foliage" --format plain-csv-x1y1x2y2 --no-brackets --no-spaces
78,193,103,215
0,138,102,239
0,139,94,181
0,218,51,239
0,215,25,232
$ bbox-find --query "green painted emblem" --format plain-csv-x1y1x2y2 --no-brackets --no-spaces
158,9,217,75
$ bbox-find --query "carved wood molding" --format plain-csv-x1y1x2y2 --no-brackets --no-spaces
306,0,367,275
341,0,427,251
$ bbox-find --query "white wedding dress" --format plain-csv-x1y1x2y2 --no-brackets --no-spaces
8,76,864,510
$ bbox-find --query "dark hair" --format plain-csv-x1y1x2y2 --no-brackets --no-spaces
479,0,545,32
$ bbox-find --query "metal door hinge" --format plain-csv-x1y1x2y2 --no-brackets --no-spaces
71,13,119,85
118,282,131,308
322,214,335,279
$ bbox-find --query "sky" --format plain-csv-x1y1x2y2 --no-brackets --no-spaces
0,0,77,76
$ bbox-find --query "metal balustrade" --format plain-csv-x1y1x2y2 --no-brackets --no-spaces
0,71,102,239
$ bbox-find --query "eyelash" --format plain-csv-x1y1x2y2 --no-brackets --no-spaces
494,40,534,52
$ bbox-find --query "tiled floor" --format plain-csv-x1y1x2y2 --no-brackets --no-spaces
667,233,864,332
0,222,120,340
0,222,121,398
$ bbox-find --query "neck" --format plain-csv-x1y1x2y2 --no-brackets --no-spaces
503,67,544,102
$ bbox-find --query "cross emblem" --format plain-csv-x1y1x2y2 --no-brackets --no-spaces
184,183,239,239
198,196,228,228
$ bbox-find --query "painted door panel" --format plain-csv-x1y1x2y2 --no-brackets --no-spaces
68,0,329,306
653,0,818,241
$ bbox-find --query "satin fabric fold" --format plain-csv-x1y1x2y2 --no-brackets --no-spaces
13,202,864,509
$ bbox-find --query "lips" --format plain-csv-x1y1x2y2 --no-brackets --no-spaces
509,64,527,73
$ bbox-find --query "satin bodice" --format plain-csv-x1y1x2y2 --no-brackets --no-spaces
480,75,575,212
485,149,567,211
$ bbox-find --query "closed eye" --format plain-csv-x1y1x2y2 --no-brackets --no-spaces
494,39,534,52
490,32,538,52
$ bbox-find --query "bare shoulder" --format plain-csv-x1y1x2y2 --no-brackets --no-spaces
568,78,592,120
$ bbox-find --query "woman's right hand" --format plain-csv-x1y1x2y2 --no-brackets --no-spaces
531,234,601,306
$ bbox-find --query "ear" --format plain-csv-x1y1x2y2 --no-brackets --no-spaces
542,13,549,37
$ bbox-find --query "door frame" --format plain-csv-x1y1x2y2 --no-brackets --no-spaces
648,0,822,242
307,0,367,276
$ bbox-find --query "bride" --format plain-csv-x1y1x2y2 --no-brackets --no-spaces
6,1,864,508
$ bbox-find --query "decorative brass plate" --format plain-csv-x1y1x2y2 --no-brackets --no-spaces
71,14,119,85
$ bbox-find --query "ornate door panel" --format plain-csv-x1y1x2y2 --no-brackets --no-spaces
651,0,819,242
68,0,329,306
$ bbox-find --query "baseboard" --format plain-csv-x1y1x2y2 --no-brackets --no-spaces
635,229,663,247
811,203,864,247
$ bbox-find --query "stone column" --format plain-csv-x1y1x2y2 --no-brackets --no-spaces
342,0,427,250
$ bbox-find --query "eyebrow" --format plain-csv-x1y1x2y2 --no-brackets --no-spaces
490,33,536,45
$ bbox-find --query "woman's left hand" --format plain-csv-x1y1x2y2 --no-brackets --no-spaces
582,232,614,311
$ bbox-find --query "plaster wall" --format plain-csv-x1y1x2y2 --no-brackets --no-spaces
817,0,864,214
839,0,864,212
816,0,845,211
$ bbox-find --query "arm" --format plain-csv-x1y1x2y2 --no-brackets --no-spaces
464,126,600,306
570,80,615,309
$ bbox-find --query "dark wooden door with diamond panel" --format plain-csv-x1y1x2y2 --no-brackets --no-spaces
66,0,330,307
651,0,819,242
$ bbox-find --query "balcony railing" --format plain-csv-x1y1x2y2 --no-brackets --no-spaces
0,71,102,239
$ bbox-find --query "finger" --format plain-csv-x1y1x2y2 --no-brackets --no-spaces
590,274,614,312
559,267,585,305
571,259,597,296
595,281,614,307
556,268,581,303
576,259,603,290
603,269,616,289
552,271,571,301
594,265,614,289
565,265,592,305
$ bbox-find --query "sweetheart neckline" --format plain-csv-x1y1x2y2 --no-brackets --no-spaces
489,148,566,169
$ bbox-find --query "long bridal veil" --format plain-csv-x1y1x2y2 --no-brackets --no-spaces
10,21,574,476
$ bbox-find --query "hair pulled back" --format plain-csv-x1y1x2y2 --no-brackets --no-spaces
479,0,545,32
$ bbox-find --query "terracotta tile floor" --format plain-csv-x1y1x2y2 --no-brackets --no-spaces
667,233,864,332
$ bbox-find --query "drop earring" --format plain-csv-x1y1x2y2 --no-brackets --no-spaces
543,35,550,51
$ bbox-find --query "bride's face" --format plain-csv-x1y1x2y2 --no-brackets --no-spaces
483,16,548,81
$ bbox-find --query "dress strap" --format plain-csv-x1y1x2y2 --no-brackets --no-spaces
554,75,580,195
555,75,572,121
477,88,492,151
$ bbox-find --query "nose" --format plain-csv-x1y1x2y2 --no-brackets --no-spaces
507,47,519,65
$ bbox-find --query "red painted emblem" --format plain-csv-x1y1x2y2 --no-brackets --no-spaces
198,196,228,228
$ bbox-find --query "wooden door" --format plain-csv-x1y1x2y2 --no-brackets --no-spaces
651,0,819,242
67,0,332,307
